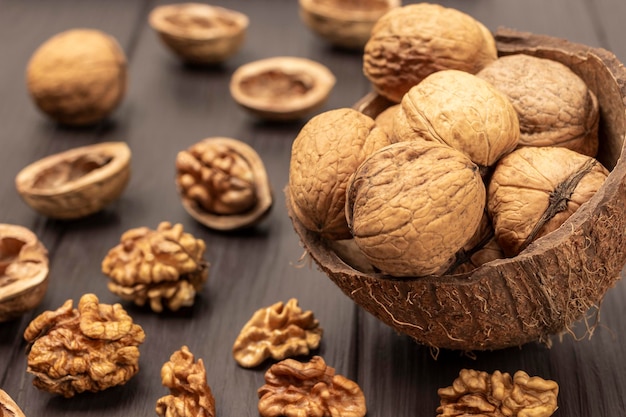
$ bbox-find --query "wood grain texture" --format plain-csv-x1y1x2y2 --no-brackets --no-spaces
0,1,625,416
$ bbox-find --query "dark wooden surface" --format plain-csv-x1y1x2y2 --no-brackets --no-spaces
1,1,625,416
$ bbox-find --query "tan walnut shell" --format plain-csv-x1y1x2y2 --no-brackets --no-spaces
0,389,26,417
346,140,486,277
0,224,49,322
477,53,600,157
289,108,391,240
176,137,273,231
393,69,520,168
286,28,626,350
26,29,127,126
149,3,248,65
298,0,401,50
230,57,336,121
488,146,609,257
15,142,131,219
363,3,497,103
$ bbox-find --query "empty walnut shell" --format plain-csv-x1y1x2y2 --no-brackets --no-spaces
149,3,249,65
298,0,401,50
0,224,49,322
286,28,626,350
0,389,26,417
15,142,131,219
229,57,336,121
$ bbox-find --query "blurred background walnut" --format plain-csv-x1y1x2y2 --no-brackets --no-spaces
101,221,209,312
258,355,366,417
437,369,559,417
23,293,145,398
233,299,322,368
156,346,215,417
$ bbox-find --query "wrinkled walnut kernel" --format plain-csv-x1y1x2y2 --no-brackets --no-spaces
437,369,559,417
233,299,322,368
102,221,209,312
258,356,366,417
156,346,216,417
23,293,145,398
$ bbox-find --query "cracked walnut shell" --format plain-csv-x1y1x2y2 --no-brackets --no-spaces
0,224,49,322
176,137,273,231
26,29,127,126
102,221,209,312
0,389,26,417
363,3,497,103
23,293,145,398
437,369,559,417
156,346,216,417
258,356,366,417
233,299,322,368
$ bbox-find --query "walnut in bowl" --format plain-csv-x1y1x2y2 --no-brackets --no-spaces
149,3,248,65
286,28,626,351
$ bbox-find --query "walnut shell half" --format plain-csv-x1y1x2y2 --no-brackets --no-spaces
15,142,131,219
0,389,26,417
286,28,626,350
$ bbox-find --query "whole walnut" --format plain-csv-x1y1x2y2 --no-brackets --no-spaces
363,3,497,103
26,29,127,126
346,140,486,277
393,69,520,168
288,108,390,240
477,53,600,157
488,146,609,257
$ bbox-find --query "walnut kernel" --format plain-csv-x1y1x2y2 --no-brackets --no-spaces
233,299,322,368
23,293,145,398
258,356,366,417
156,346,216,417
102,221,209,312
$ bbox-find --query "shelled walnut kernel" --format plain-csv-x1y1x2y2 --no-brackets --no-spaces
156,346,216,417
23,293,145,398
258,356,366,417
102,221,209,312
233,299,322,368
437,369,559,417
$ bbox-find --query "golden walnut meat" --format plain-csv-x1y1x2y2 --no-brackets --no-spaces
477,53,600,157
156,346,216,417
26,29,127,126
363,3,497,103
437,369,559,417
23,293,145,398
488,146,609,257
393,69,520,168
0,389,26,417
258,356,366,417
289,108,391,240
233,299,323,368
102,221,209,312
346,140,486,277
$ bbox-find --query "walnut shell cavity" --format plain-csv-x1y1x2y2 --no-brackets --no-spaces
15,142,131,219
288,108,391,240
298,0,401,50
477,53,600,157
230,57,336,121
26,29,127,126
176,137,273,231
0,224,49,322
0,389,27,417
346,141,486,277
149,3,249,65
287,29,626,350
363,3,498,103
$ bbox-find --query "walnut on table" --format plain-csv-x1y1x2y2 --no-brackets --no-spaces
258,355,366,417
23,293,145,398
233,298,322,368
437,369,559,417
101,221,209,312
156,345,215,417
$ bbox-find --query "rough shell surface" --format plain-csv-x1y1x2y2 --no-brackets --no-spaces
286,28,626,350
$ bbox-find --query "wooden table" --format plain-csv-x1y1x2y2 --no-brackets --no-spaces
1,1,625,416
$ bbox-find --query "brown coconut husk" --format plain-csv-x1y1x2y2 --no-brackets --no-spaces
285,28,626,351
